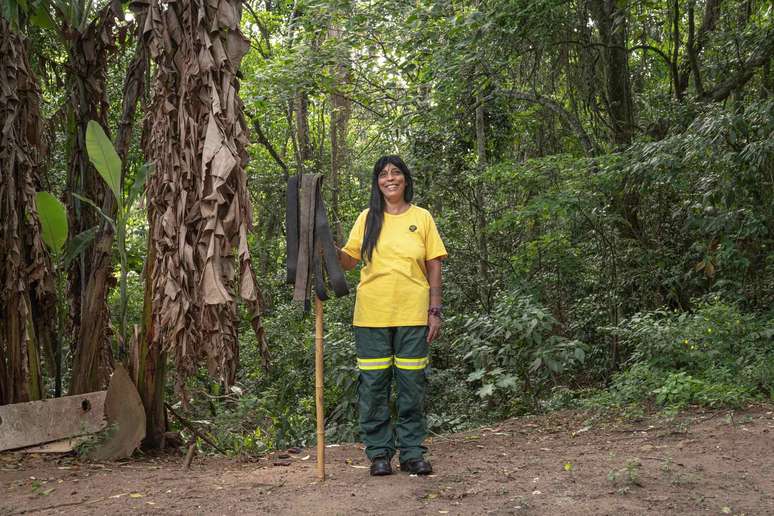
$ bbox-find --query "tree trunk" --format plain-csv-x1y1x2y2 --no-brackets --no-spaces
66,4,123,394
329,26,351,243
69,221,115,394
143,0,267,400
114,8,149,359
677,0,722,98
474,96,490,305
0,20,58,404
686,1,705,97
588,0,635,145
295,92,312,170
136,223,167,449
115,13,149,175
671,0,682,101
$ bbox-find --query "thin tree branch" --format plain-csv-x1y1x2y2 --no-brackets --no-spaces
503,90,599,155
165,402,227,454
250,117,289,178
243,1,272,58
704,34,774,102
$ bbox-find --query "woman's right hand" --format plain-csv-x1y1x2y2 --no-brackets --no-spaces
336,246,359,271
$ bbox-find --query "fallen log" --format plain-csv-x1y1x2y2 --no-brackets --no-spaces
0,364,145,460
0,391,107,451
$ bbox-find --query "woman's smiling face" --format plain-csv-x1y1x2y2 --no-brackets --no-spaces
378,163,406,202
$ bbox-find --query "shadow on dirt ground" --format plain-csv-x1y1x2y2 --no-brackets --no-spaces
2,405,773,515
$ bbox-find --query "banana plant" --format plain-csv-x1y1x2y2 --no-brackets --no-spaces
34,190,72,396
74,119,147,354
3,0,95,35
35,192,69,255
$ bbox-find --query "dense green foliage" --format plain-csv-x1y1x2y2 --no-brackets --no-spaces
8,0,772,453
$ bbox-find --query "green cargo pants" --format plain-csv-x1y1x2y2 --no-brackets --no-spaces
354,326,429,463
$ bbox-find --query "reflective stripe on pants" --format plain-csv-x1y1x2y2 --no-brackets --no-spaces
357,356,393,370
394,356,428,370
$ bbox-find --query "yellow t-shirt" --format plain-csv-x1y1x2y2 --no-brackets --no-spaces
342,205,448,327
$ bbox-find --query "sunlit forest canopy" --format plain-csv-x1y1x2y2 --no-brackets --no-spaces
0,0,772,452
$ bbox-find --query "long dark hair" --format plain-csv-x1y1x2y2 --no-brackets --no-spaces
361,155,414,263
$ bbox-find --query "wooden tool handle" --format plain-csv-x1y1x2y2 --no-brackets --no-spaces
314,296,325,481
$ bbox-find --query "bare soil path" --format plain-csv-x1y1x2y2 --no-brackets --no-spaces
2,406,773,515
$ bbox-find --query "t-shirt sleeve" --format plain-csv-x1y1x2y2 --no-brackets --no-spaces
342,210,367,260
425,213,448,261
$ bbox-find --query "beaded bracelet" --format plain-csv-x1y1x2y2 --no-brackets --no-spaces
428,306,443,318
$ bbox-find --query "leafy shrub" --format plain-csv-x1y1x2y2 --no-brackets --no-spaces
585,299,773,409
580,363,668,408
451,290,587,411
741,353,774,400
609,299,772,376
653,371,751,409
425,366,483,433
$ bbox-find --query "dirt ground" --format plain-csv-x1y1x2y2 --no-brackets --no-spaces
2,405,773,515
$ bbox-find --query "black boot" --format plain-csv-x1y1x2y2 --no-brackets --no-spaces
370,456,393,476
400,458,433,475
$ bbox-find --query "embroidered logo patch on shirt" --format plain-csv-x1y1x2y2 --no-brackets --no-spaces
409,225,417,232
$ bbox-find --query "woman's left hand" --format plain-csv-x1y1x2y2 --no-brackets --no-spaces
427,315,442,344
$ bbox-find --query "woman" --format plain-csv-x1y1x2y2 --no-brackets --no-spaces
338,155,447,476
